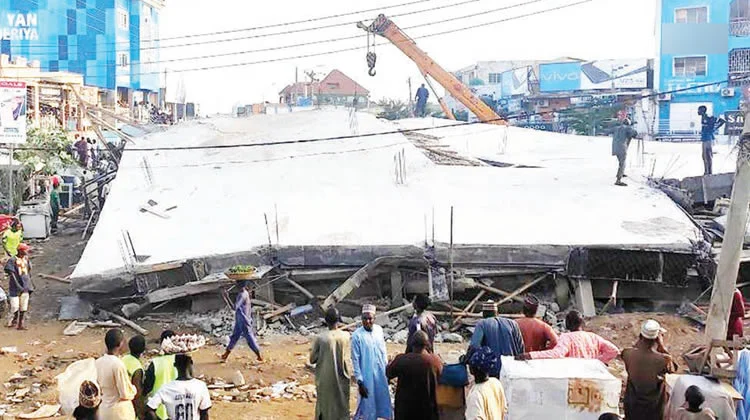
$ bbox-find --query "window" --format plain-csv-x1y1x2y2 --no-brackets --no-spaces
675,6,708,23
673,56,707,77
117,8,129,30
117,52,129,68
488,73,502,84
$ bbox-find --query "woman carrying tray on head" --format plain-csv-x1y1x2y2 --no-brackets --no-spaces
221,280,263,362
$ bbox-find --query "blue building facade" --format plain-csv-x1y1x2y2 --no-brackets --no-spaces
0,0,163,93
656,0,750,136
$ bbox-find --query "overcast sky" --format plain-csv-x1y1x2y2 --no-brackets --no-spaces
159,0,656,113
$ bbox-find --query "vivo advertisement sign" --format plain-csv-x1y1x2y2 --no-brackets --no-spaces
540,60,650,92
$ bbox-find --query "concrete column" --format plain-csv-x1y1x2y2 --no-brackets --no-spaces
705,108,750,342
390,271,403,306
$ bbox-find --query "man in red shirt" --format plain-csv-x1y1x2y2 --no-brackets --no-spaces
515,295,558,352
728,288,746,340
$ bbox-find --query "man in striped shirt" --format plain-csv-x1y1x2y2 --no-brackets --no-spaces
517,310,619,364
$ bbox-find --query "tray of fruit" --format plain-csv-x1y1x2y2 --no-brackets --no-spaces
224,264,258,280
161,334,207,354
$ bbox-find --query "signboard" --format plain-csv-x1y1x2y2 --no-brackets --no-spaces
0,80,26,144
501,67,530,97
540,60,649,92
1,12,39,41
725,110,744,135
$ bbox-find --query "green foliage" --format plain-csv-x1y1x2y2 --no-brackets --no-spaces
376,98,411,120
228,264,256,274
14,127,76,175
560,100,623,136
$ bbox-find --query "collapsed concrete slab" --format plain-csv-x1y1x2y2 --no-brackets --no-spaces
71,110,713,298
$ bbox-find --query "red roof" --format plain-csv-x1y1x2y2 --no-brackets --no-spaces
279,82,319,97
317,70,369,96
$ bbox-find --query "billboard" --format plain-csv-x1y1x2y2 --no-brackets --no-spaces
539,60,650,92
501,67,530,96
725,110,744,135
0,81,26,144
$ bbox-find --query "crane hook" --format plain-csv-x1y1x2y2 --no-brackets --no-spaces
367,52,377,77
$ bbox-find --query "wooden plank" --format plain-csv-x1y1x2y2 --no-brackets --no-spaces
133,260,186,275
474,283,525,304
341,302,413,330
98,309,148,335
39,274,72,284
285,277,315,300
450,290,486,331
321,256,422,311
495,273,549,307
146,278,229,304
263,303,295,320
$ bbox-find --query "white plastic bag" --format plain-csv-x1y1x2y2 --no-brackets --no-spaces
55,358,97,415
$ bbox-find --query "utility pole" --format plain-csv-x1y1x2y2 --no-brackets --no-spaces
408,77,413,103
705,104,750,342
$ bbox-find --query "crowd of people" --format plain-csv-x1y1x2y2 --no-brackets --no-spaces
307,293,739,420
16,278,746,420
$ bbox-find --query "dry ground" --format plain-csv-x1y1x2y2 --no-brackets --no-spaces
0,218,726,419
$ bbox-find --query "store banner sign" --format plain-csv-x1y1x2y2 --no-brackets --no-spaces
0,80,27,144
501,67,530,97
540,60,649,92
725,110,744,136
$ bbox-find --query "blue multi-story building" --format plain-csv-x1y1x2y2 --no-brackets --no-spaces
656,0,750,137
0,0,164,100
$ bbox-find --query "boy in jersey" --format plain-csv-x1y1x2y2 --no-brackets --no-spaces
145,354,211,420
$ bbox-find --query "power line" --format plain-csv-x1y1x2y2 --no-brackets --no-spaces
15,0,539,70
7,77,744,153
16,0,468,52
5,0,594,79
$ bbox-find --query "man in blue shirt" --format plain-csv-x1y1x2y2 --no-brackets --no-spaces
698,105,725,175
415,84,429,117
468,301,525,377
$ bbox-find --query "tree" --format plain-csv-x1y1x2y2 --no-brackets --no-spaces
560,100,623,136
14,127,76,175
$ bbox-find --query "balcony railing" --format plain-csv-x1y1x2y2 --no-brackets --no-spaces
731,18,750,37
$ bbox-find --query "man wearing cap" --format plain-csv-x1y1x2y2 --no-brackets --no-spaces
310,307,352,420
518,310,619,363
621,319,678,420
469,301,525,377
351,304,392,420
515,295,558,352
5,243,32,330
406,294,437,353
465,346,507,420
221,280,263,362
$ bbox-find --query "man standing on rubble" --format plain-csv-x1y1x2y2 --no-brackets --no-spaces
698,105,725,175
515,295,558,352
469,301,525,377
415,84,429,117
621,320,678,420
310,307,352,420
406,294,437,353
221,280,263,362
612,118,638,187
351,304,392,420
518,310,619,363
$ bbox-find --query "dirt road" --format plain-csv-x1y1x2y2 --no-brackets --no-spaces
0,218,716,419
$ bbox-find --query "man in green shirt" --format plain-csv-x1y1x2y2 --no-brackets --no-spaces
50,177,61,234
122,335,146,419
143,331,178,420
2,220,22,257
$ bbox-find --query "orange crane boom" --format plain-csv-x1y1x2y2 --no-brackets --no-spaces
359,14,505,125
